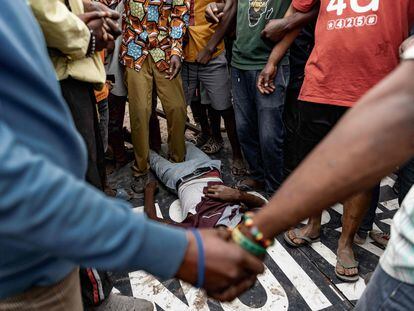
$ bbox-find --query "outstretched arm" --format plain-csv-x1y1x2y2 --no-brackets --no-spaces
205,185,266,208
144,181,174,224
252,57,414,240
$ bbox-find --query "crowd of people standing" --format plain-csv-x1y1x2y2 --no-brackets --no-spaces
0,0,414,310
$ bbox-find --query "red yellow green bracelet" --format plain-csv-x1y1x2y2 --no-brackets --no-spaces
243,212,275,248
232,227,267,257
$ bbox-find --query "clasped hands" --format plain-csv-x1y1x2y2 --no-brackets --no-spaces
78,1,122,52
175,227,264,302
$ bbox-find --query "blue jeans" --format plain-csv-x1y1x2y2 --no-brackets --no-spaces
149,142,221,192
355,266,414,310
231,58,290,193
97,98,109,152
357,184,380,238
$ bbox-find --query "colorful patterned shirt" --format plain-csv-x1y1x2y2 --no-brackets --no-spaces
104,0,190,72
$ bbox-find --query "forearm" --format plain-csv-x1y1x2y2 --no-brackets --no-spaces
267,28,301,66
283,4,318,32
0,123,187,278
253,61,414,239
205,0,237,51
144,188,158,220
170,0,190,58
239,191,267,208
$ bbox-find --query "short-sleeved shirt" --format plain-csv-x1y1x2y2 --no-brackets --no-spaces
183,0,225,62
232,0,291,70
293,0,414,107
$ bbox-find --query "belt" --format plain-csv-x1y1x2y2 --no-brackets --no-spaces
176,166,217,190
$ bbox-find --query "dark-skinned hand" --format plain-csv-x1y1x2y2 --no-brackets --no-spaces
205,2,225,24
205,185,241,203
257,63,277,94
175,229,264,301
78,11,114,51
261,18,289,43
165,55,182,80
84,1,122,38
196,46,216,64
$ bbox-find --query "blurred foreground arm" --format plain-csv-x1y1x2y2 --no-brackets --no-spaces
253,57,414,239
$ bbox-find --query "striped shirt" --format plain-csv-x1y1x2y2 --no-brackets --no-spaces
381,185,414,284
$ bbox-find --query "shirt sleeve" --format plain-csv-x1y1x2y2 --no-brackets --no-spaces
292,0,319,13
170,0,190,58
29,0,90,60
0,122,188,278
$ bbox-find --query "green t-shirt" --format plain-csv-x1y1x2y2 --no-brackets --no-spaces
231,0,291,70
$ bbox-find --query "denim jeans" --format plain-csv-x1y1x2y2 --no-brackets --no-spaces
97,98,109,152
357,184,381,238
355,265,414,310
149,142,221,192
231,58,290,193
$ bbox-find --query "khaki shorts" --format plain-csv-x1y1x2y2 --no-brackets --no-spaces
0,269,82,311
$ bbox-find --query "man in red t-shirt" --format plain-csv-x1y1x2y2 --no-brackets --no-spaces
282,0,414,282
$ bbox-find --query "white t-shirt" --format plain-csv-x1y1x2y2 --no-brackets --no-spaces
178,176,222,218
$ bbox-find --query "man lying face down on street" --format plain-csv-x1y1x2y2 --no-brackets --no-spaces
144,142,266,228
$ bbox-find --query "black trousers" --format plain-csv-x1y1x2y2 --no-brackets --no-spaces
60,78,106,189
60,78,113,307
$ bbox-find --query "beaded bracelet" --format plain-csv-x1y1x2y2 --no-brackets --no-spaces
86,29,96,57
232,227,267,257
243,212,274,248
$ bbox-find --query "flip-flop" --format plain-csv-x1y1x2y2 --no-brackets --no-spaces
283,228,320,247
335,257,359,282
369,230,390,248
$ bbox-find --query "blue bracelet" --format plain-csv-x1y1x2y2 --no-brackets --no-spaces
190,229,205,288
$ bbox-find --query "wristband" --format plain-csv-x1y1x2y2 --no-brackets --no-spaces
190,229,205,288
232,227,267,257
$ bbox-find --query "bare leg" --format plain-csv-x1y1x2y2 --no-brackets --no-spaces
208,106,223,142
336,190,372,278
221,107,245,173
191,98,211,137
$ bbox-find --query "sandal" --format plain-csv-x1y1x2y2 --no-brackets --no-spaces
335,257,359,282
369,230,390,247
189,133,209,148
283,228,320,247
201,138,224,154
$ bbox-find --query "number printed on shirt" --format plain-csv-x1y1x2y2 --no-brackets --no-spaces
326,0,379,30
327,0,379,16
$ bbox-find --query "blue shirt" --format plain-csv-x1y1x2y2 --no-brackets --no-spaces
0,0,187,299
